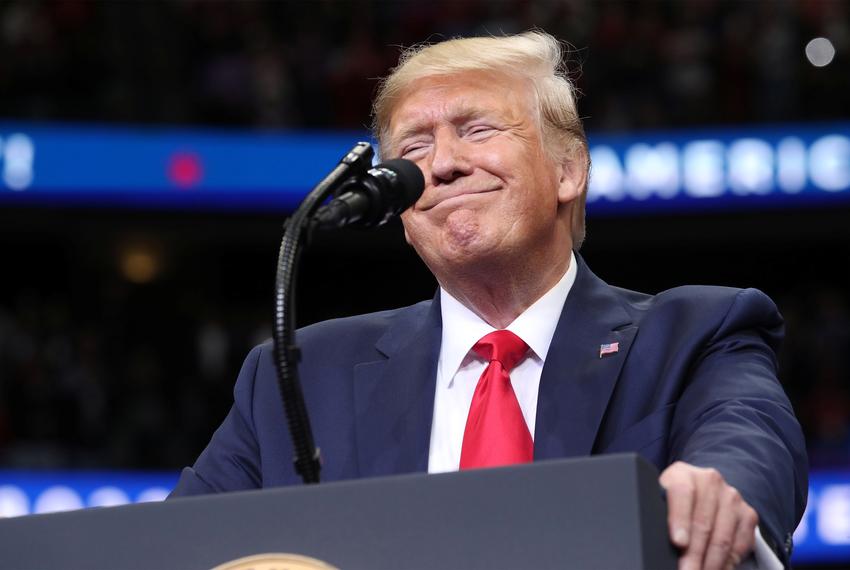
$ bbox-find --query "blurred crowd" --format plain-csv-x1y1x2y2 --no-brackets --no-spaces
1,0,848,131
1,0,849,471
0,280,271,469
2,274,849,470
781,287,850,469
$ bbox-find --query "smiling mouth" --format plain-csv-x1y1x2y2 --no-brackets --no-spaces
422,187,500,210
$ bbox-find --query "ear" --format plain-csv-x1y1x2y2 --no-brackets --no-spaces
556,149,588,206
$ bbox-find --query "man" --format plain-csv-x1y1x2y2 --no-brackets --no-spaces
171,32,807,570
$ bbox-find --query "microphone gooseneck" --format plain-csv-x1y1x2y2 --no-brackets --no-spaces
272,142,423,485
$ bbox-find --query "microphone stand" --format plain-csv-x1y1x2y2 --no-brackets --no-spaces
272,142,375,484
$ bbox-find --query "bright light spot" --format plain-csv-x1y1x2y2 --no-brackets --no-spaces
587,145,626,201
2,133,35,190
728,138,774,194
810,135,850,191
88,486,130,508
0,485,30,517
119,246,161,284
625,143,680,199
818,485,850,544
777,137,807,193
805,37,836,67
136,487,171,503
167,151,204,188
683,140,725,198
34,486,84,514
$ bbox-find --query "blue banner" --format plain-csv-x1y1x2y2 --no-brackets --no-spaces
2,121,849,214
792,470,850,564
0,121,370,210
0,469,178,515
587,123,850,215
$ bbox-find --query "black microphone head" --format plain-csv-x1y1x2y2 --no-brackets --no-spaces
313,157,425,230
369,158,425,214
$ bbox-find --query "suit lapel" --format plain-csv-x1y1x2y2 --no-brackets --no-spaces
535,254,638,460
353,296,442,477
352,255,636,472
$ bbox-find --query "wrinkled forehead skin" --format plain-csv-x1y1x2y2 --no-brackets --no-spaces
380,69,544,160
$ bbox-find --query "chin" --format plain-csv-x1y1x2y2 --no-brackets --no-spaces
443,208,484,245
444,235,507,270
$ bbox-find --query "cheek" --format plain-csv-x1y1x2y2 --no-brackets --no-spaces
400,210,415,245
476,146,513,174
401,209,431,250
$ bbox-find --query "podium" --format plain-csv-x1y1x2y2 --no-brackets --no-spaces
0,454,677,569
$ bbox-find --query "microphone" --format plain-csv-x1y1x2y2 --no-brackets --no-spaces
313,158,425,229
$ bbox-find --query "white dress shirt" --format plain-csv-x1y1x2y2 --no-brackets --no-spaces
428,252,578,473
425,250,781,570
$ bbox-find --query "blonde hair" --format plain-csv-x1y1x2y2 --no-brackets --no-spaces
372,31,589,248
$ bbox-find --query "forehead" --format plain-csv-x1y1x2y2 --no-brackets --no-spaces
387,70,536,136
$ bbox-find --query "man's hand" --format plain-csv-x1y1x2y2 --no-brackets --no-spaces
659,462,759,570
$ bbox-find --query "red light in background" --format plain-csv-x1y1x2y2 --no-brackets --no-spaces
168,151,204,188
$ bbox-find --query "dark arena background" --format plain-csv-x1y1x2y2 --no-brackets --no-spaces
1,1,848,566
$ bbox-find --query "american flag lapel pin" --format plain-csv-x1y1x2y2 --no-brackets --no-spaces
599,342,619,359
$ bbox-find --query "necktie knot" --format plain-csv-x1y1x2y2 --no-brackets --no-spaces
473,330,529,372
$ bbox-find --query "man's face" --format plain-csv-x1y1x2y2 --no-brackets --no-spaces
387,70,582,281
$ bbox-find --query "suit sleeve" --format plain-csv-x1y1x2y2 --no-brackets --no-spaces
668,288,808,565
169,345,264,497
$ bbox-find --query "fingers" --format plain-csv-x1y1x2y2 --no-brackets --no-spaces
659,462,759,570
702,486,743,570
678,468,722,570
730,502,758,567
660,463,696,549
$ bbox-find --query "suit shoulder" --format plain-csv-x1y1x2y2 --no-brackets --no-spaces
611,282,774,308
655,285,779,318
611,284,780,327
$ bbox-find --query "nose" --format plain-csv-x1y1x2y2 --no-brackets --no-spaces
428,127,473,185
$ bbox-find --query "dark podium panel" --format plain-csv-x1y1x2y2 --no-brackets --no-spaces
0,454,677,569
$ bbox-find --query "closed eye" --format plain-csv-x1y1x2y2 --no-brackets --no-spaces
400,143,431,159
465,125,498,141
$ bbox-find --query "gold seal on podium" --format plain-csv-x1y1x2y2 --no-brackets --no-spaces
211,552,339,570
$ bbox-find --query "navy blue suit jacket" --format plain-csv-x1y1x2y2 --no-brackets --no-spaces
172,255,807,563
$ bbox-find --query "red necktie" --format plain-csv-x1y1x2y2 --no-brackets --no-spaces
459,330,532,469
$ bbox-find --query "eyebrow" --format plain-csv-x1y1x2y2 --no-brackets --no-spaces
389,123,431,149
389,106,495,151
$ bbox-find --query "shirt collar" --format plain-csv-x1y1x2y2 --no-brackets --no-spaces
438,251,578,387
